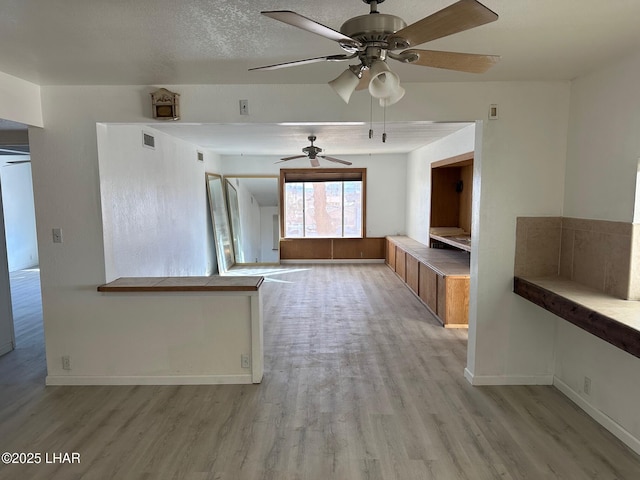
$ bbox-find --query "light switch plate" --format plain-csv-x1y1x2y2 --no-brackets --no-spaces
52,228,63,243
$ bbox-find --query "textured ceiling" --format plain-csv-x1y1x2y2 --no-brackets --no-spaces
3,0,640,155
1,0,639,86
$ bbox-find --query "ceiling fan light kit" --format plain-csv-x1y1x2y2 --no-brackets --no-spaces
328,65,364,103
251,0,499,106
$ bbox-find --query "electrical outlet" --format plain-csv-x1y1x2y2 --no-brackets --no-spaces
62,355,71,370
241,354,250,369
583,376,591,395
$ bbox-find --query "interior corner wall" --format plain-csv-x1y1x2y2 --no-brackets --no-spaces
0,71,43,127
405,124,476,244
97,124,208,281
555,50,640,449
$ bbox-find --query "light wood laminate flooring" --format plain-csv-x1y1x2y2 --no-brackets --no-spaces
0,265,639,479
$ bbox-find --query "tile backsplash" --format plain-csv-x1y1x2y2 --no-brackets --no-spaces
515,216,637,300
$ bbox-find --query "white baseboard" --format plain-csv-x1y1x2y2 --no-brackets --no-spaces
45,374,254,386
0,340,14,357
464,368,554,386
280,259,385,264
553,377,640,456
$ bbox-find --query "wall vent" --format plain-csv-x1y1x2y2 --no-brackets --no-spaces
142,132,155,149
197,151,204,162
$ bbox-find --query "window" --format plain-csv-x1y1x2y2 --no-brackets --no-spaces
280,168,366,238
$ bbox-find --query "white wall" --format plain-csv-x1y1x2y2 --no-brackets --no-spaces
405,124,476,244
0,71,43,127
260,206,279,263
220,153,407,237
0,179,15,356
564,51,640,222
97,124,209,281
556,51,640,449
0,71,41,358
233,178,261,263
18,81,572,402
0,159,39,270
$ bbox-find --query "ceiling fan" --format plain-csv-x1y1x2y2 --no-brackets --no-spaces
250,0,499,105
277,136,353,167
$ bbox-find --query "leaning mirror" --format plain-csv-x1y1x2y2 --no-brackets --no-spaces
206,173,234,273
224,176,280,265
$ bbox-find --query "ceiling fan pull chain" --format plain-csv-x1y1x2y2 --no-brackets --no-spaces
382,103,387,143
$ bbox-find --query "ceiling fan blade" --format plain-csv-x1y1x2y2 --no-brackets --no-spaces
275,155,307,164
310,158,321,168
400,49,499,73
250,54,351,71
388,0,498,49
320,155,352,166
6,160,32,165
261,11,361,49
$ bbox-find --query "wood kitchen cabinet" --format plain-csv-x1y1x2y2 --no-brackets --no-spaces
386,238,396,268
406,254,419,294
437,274,470,327
387,236,470,328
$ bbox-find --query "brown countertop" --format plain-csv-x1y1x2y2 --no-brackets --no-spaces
387,236,470,277
97,276,264,292
514,275,640,359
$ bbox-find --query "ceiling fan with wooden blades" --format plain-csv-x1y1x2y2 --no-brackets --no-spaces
250,0,499,105
276,136,353,167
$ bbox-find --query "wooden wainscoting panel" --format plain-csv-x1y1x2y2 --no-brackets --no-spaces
333,238,385,259
280,237,385,260
280,239,333,259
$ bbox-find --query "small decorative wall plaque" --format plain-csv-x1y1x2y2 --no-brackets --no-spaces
150,88,180,120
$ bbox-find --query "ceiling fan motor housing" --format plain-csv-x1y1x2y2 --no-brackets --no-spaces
303,135,322,159
340,13,407,48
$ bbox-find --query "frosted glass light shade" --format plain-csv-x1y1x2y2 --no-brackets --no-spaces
328,68,361,103
379,84,405,106
368,60,400,99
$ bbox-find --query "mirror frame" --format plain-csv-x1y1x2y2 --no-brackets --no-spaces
223,175,280,266
205,172,235,273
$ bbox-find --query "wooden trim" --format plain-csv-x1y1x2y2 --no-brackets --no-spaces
431,151,474,169
98,276,264,292
513,277,640,359
279,167,367,239
279,237,385,260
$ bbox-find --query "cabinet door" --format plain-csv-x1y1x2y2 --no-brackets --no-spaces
395,249,406,281
387,240,396,267
406,254,419,294
438,275,470,327
419,263,438,313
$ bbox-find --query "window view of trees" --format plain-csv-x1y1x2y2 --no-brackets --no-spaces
284,181,362,238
